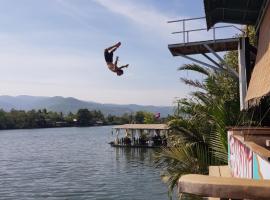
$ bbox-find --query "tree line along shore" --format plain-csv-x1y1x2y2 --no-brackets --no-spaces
0,109,169,130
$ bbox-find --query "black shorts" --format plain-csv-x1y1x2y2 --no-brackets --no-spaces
104,49,113,63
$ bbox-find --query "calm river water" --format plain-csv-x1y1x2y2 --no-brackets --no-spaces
0,126,171,200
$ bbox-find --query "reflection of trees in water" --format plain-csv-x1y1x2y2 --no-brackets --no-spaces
114,148,159,165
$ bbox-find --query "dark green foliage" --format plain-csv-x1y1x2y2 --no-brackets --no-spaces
77,109,93,126
135,111,145,123
0,109,168,130
134,111,161,124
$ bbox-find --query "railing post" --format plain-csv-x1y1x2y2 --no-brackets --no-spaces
169,17,243,44
213,27,216,41
183,20,185,43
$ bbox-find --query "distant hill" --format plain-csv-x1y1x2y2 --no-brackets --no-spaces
0,95,173,117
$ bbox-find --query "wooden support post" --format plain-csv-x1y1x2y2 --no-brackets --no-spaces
238,37,248,110
202,53,221,68
175,53,220,72
203,44,239,78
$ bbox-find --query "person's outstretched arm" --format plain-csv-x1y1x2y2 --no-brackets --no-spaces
119,64,129,69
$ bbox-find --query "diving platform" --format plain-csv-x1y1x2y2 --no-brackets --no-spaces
168,17,257,110
167,17,245,78
168,38,239,56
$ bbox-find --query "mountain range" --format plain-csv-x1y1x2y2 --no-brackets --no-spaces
0,95,173,116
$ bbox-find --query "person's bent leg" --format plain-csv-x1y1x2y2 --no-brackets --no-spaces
114,56,119,67
105,42,121,52
110,46,118,53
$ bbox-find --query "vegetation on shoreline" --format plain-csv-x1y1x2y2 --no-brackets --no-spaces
0,109,168,130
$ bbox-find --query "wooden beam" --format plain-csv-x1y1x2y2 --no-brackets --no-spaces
203,43,239,78
238,37,248,110
202,53,221,68
175,53,221,72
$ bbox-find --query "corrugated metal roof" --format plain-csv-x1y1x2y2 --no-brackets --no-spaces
204,0,265,29
113,124,169,130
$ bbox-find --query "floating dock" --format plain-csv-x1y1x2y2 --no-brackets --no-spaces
110,124,169,148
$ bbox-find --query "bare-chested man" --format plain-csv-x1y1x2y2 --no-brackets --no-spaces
104,42,129,76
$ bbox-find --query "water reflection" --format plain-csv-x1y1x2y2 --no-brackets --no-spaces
114,147,158,164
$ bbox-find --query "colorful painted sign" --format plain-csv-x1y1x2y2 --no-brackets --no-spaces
228,131,270,180
228,131,252,178
253,153,270,180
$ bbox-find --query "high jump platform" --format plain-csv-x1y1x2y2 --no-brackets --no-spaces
167,17,246,75
167,17,258,110
169,37,239,56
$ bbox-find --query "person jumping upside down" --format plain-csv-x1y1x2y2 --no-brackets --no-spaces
104,42,129,76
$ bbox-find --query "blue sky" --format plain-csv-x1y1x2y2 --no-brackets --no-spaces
0,0,239,106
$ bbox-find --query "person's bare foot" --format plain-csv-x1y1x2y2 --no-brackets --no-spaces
116,42,121,47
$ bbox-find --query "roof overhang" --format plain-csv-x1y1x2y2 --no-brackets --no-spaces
113,124,169,130
204,0,266,29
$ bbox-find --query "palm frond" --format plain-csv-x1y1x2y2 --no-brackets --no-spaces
178,64,211,76
156,61,243,196
180,78,206,90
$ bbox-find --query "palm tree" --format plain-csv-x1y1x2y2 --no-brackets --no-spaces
156,27,258,199
155,63,244,199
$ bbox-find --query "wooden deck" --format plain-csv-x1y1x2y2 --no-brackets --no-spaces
178,174,270,200
168,38,239,56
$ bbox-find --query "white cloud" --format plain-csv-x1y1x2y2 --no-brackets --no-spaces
55,0,96,30
92,0,232,43
93,0,178,38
